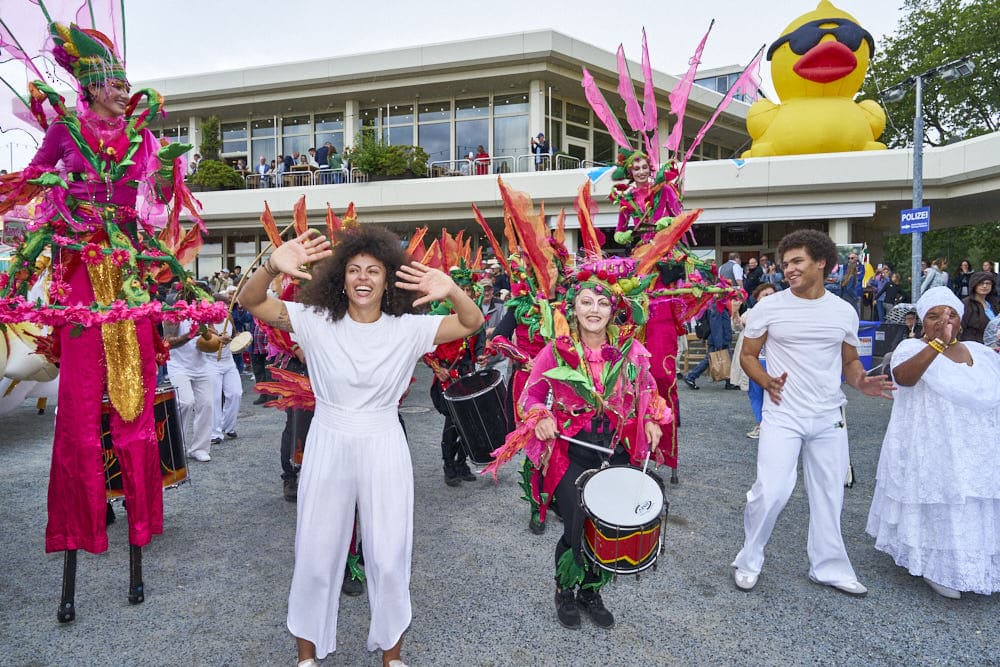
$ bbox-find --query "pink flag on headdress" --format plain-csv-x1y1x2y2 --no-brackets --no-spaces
616,45,644,132
665,20,714,153
581,67,632,151
682,47,764,168
640,30,657,132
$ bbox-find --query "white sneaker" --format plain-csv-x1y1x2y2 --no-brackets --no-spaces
808,573,867,597
734,568,758,591
923,576,961,599
746,425,760,439
189,451,211,462
388,661,409,667
297,660,319,667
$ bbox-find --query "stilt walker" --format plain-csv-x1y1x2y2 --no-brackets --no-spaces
0,4,223,621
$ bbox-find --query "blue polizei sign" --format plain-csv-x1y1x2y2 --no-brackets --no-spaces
900,206,930,234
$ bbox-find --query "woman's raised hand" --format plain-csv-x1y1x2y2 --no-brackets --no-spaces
269,230,333,279
395,262,456,307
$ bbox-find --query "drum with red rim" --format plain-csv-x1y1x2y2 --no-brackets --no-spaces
577,465,667,574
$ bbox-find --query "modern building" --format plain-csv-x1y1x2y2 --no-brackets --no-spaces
134,30,998,279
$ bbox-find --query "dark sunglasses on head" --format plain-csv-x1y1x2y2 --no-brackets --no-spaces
767,18,875,61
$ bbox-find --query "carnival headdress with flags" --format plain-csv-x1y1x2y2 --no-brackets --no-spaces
49,21,127,88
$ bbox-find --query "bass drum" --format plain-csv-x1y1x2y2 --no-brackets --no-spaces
102,386,188,499
443,368,510,466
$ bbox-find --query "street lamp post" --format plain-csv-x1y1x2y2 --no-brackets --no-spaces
879,55,975,298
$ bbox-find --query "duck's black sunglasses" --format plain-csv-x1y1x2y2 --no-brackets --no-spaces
766,18,875,61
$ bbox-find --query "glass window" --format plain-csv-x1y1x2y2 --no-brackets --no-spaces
692,224,716,247
226,236,258,273
456,97,489,119
550,99,563,119
419,102,451,123
385,104,413,126
221,121,247,154
315,113,344,153
456,118,488,161
566,123,588,140
251,118,275,137
544,120,562,150
282,115,313,157
493,92,529,115
387,125,414,146
195,241,222,279
359,108,380,130
419,122,450,163
251,139,278,162
566,102,590,126
593,130,614,164
494,114,529,158
282,115,312,134
720,224,764,246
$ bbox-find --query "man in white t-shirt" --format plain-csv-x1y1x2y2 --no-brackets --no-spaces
731,230,895,597
163,320,215,462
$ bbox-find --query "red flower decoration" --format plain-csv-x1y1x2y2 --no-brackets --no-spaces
600,344,622,363
80,243,105,265
0,273,9,290
577,270,592,281
109,248,131,267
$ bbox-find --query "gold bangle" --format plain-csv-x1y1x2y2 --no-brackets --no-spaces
927,339,946,354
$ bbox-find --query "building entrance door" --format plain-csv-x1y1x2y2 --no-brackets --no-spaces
562,138,588,169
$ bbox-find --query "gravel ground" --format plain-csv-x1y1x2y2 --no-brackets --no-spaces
0,365,997,667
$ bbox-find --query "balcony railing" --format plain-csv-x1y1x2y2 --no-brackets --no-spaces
234,153,583,190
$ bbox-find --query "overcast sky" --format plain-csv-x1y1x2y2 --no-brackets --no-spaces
2,0,902,169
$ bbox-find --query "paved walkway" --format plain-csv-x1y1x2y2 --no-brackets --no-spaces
0,367,996,666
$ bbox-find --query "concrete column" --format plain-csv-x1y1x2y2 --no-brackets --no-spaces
563,228,579,256
188,116,200,155
657,115,671,166
529,80,546,171
344,100,360,150
829,218,851,245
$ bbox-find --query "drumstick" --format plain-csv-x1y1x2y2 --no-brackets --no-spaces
557,433,615,456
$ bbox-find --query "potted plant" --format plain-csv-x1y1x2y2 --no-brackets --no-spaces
345,132,428,180
188,116,244,191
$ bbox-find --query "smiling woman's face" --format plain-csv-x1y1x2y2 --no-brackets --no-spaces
344,253,386,308
574,287,612,336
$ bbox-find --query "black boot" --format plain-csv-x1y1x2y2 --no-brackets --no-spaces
577,588,614,628
554,587,580,629
455,461,477,482
443,463,461,487
341,566,364,597
528,513,545,535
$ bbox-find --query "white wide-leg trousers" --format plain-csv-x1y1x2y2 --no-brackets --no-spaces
732,407,858,585
169,371,214,458
286,403,413,659
210,362,243,439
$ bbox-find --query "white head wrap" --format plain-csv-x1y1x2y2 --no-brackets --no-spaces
915,285,964,321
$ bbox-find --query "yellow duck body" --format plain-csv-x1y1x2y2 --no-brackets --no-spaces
742,0,887,158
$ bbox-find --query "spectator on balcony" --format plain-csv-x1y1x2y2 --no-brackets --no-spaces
328,146,344,183
307,147,320,168
275,156,288,186
474,145,490,175
188,152,201,176
283,153,295,171
255,156,271,187
315,143,330,167
530,132,550,171
235,158,248,175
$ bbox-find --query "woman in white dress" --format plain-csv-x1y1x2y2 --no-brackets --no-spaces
239,227,483,666
867,286,1000,599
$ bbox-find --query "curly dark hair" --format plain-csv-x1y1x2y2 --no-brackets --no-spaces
776,229,838,279
297,226,416,321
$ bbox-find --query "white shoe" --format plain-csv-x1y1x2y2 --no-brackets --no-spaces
808,574,867,597
388,661,409,667
189,451,211,462
746,425,760,439
734,568,758,591
923,576,961,599
296,660,319,667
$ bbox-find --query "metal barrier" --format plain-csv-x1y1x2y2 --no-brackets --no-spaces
555,154,581,170
427,155,518,178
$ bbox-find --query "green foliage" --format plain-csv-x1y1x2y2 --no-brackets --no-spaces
862,0,999,148
883,222,1000,292
344,133,428,177
190,159,244,190
199,116,221,161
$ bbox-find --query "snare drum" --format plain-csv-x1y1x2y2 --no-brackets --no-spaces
577,465,667,574
101,386,188,499
443,368,510,466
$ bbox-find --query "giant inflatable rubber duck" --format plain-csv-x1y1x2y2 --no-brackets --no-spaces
742,0,886,157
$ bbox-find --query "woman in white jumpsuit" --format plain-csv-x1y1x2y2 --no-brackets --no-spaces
238,226,483,667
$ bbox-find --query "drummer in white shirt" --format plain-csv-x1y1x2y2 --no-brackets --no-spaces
731,230,895,596
162,319,215,462
205,292,244,445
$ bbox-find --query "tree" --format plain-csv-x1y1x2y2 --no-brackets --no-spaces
883,222,1000,293
862,0,999,148
199,116,221,161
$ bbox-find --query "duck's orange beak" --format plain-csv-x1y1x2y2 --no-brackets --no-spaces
793,40,857,83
